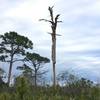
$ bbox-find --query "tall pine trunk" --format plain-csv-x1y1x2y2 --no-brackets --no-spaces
8,55,13,86
8,44,14,86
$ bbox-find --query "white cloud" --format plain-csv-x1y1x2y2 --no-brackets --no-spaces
0,0,100,81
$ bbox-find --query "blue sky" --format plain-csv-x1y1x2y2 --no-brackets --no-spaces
0,0,100,82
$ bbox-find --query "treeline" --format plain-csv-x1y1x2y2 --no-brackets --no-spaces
0,32,100,100
0,72,100,100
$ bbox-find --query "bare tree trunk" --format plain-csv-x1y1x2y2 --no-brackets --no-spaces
39,6,61,88
52,33,56,87
53,62,56,87
8,44,14,86
8,55,13,86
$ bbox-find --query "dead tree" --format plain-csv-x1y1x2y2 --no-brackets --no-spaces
40,6,62,87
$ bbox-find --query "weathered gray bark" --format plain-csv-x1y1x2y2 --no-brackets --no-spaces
49,7,61,87
40,6,61,87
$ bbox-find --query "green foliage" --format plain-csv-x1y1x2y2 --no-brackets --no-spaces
0,31,33,61
14,76,33,100
0,78,100,100
26,52,50,63
17,52,50,86
0,92,11,100
0,68,7,92
0,31,33,85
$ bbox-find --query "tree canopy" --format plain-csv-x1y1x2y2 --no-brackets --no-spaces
17,52,50,86
0,31,33,85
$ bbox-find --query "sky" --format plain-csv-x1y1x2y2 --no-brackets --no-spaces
0,0,100,82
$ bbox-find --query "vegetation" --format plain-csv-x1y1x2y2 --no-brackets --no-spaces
0,32,33,85
0,6,100,100
17,52,50,86
0,74,100,100
0,31,100,100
